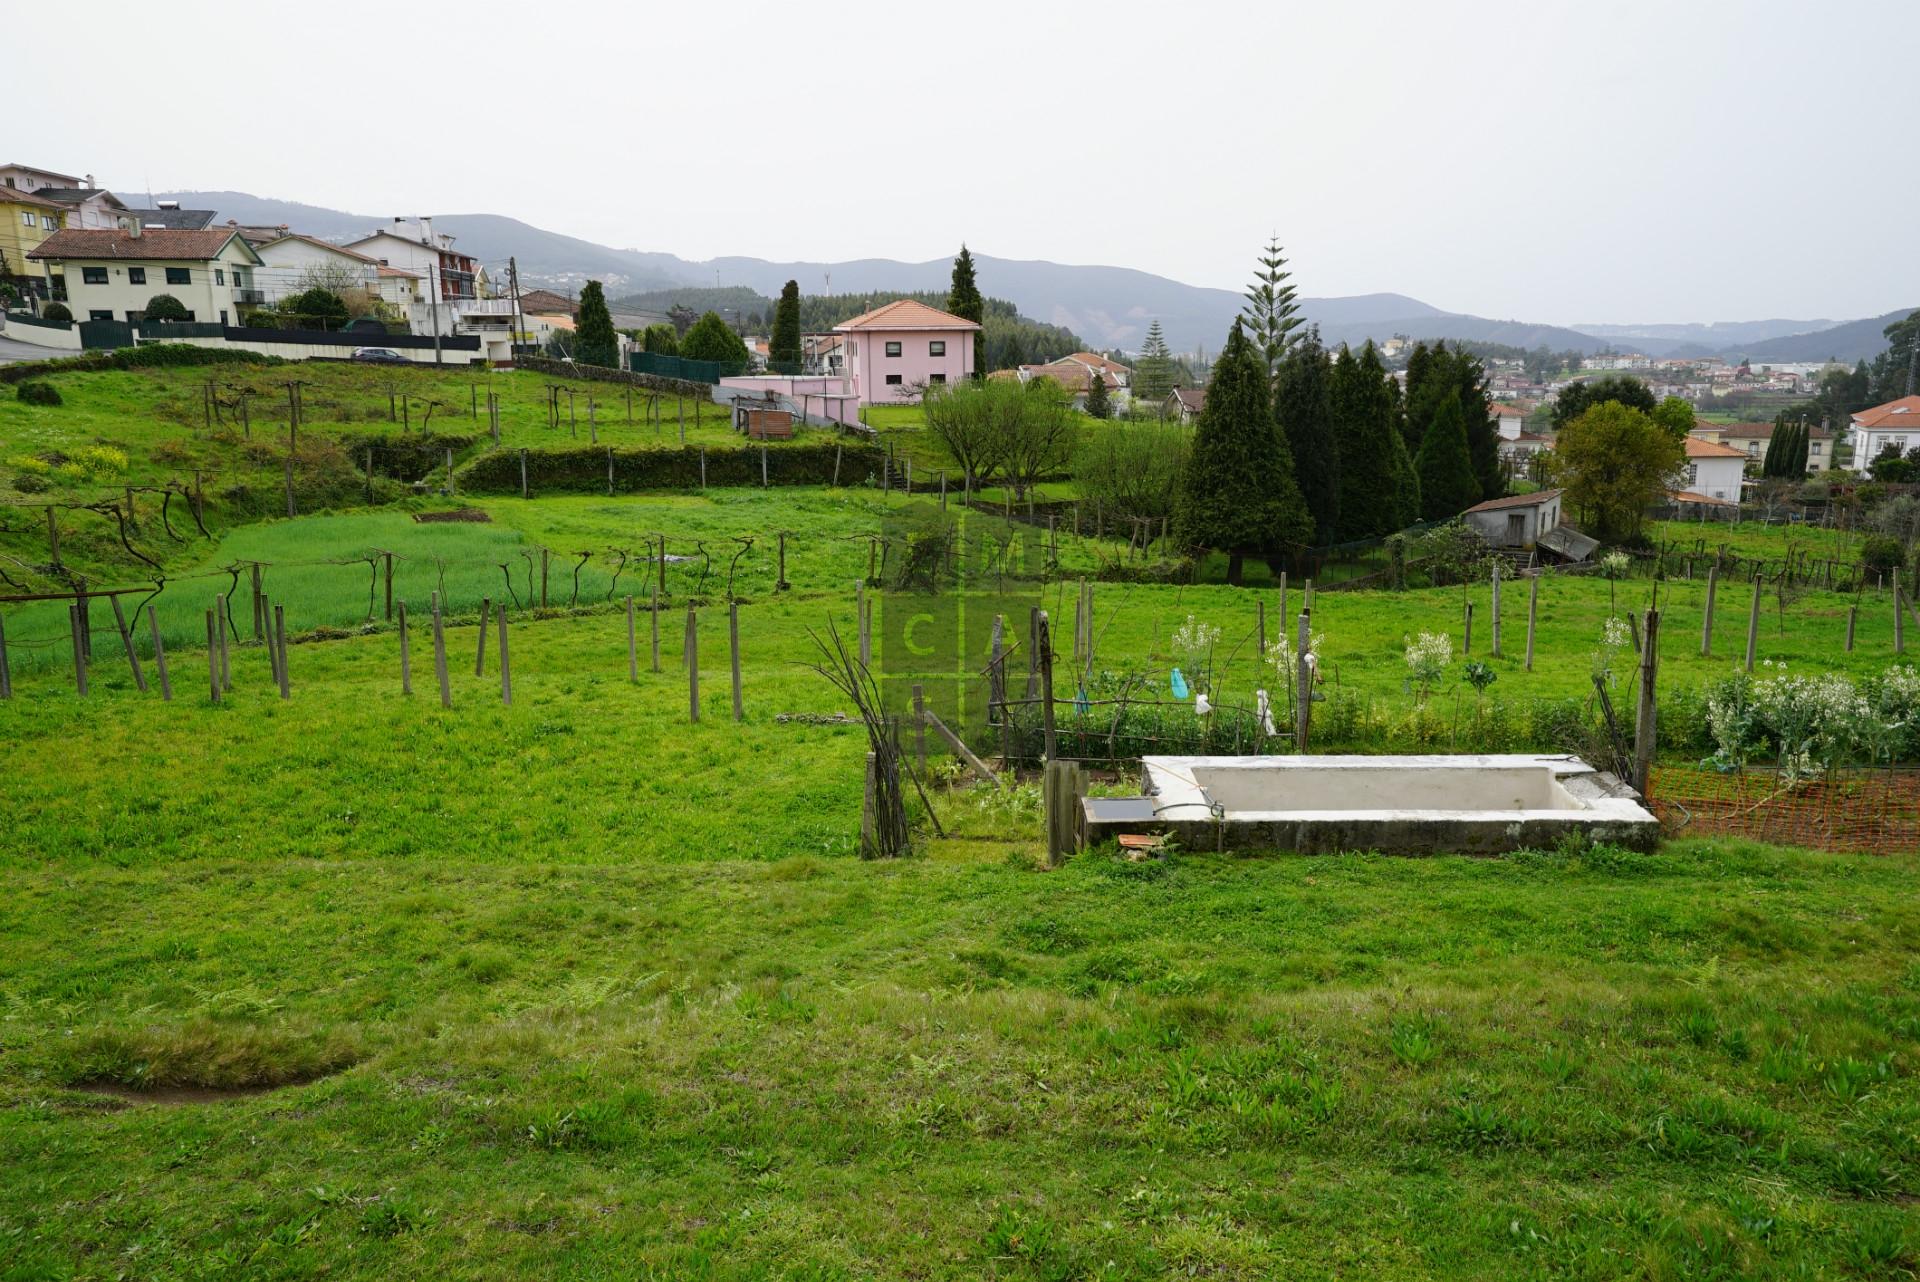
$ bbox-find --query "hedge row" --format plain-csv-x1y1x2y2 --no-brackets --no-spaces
457,442,887,494
339,431,483,483
0,343,282,385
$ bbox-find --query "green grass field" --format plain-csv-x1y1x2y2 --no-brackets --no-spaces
4,363,1918,1278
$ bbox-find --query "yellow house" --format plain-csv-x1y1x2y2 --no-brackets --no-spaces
0,188,66,303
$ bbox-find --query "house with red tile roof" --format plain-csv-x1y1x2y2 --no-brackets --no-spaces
1681,436,1748,503
1850,395,1920,467
28,226,263,325
832,299,979,405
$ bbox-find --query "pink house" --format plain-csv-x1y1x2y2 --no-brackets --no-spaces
834,299,980,405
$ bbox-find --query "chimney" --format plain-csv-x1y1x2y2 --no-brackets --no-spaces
157,200,179,211
84,173,95,189
128,218,141,238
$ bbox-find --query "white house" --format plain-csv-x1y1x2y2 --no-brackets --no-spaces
253,233,383,304
1850,395,1920,466
344,217,514,356
1690,421,1833,473
31,185,135,232
1491,402,1529,440
1680,437,1748,503
28,227,263,325
1463,489,1563,549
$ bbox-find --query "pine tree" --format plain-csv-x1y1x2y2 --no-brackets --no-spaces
1274,331,1340,544
770,279,801,368
1332,343,1420,539
1415,390,1480,519
946,245,984,376
1133,319,1176,408
1084,369,1112,419
574,281,619,367
1240,237,1303,373
1173,321,1313,584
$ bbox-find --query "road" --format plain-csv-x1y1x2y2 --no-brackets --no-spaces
0,334,63,363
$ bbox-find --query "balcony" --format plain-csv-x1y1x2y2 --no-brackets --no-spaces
236,289,265,305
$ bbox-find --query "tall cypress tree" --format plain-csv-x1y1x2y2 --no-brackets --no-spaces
1084,370,1112,419
1173,321,1313,584
1332,343,1420,539
770,279,801,367
1415,390,1480,519
1401,341,1435,454
574,280,618,368
1274,331,1340,544
1241,237,1304,374
946,245,984,376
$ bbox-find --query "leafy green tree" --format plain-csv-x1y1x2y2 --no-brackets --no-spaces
678,311,749,365
1651,395,1696,443
1133,319,1175,409
142,293,192,323
1332,342,1419,539
641,323,679,355
1083,369,1112,419
1764,420,1809,478
1241,237,1303,373
1414,390,1480,519
1551,374,1657,429
946,246,984,374
1075,422,1188,528
1867,309,1920,403
1173,321,1313,583
770,279,801,367
1274,332,1339,543
574,280,619,367
1548,401,1684,544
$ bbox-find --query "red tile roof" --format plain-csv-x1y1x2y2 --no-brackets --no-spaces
28,227,252,262
1852,396,1920,429
1465,488,1562,514
833,299,980,332
1669,489,1737,507
1170,387,1206,413
1684,437,1748,459
1713,420,1830,440
0,187,66,211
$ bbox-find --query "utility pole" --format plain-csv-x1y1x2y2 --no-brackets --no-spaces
428,260,444,366
509,256,523,366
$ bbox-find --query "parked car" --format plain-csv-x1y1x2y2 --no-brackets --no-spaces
351,347,407,365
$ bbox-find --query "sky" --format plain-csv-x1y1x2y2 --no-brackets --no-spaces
13,0,1918,325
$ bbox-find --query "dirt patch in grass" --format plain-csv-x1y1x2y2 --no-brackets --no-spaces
70,1079,300,1106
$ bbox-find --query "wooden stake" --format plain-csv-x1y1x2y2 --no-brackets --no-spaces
383,552,394,621
1632,609,1661,795
1294,609,1313,751
398,600,412,695
251,562,264,640
686,606,700,723
729,601,743,722
144,604,169,700
68,602,88,696
498,607,512,705
217,595,230,691
1525,574,1539,672
429,592,450,707
1745,577,1761,672
1701,566,1717,657
912,682,927,771
206,609,220,704
1898,585,1907,656
539,548,549,608
1463,601,1473,655
0,613,11,699
476,598,491,675
1037,610,1056,762
110,594,146,693
857,583,871,668
626,595,639,681
651,585,661,672
1846,603,1857,652
274,605,289,699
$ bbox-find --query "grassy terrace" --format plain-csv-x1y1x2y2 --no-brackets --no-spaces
1,610,1917,1276
3,364,1917,1277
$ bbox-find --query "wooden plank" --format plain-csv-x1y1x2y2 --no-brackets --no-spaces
146,604,170,701
110,594,147,692
922,707,1001,788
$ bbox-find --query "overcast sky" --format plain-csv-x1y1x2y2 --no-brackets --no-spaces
15,0,1917,324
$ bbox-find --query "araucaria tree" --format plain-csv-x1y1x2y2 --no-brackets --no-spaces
770,279,801,367
946,245,984,373
1241,237,1303,374
1132,320,1176,409
1273,331,1340,543
1331,342,1420,539
1414,389,1480,519
574,281,619,367
1173,320,1313,583
1550,401,1685,545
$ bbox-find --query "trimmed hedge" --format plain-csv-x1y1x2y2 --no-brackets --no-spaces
0,343,283,385
458,442,886,494
340,430,481,483
516,354,709,400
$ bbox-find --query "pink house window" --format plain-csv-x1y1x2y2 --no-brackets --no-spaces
884,342,901,357
929,341,945,356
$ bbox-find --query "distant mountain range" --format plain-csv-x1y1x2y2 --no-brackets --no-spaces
158,190,1913,364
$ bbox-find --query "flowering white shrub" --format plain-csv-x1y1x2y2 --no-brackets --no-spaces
1171,615,1220,664
1592,615,1633,688
1266,629,1324,678
1704,667,1903,780
1599,551,1632,578
1404,631,1452,702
